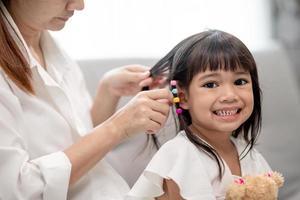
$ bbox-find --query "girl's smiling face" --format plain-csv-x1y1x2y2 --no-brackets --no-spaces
180,69,254,137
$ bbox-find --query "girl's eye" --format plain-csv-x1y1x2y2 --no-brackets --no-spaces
203,82,218,88
234,79,248,85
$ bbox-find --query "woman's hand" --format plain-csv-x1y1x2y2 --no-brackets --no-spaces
91,64,167,127
66,88,171,185
99,65,153,97
105,88,173,140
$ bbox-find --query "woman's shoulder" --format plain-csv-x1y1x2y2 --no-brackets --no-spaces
0,69,10,88
0,69,18,98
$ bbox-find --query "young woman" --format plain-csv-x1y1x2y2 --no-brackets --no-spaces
0,0,171,199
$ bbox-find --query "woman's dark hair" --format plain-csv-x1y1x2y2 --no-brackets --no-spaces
0,0,34,94
150,30,262,179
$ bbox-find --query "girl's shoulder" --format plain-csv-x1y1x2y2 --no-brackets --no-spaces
155,130,206,161
159,130,192,149
146,130,216,183
232,137,272,174
231,136,266,159
153,130,224,169
127,131,216,199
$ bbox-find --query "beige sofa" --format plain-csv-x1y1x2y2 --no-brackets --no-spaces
78,45,300,199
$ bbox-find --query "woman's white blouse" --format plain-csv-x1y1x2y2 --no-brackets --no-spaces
127,131,271,200
0,2,129,199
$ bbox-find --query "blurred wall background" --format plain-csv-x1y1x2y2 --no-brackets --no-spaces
51,0,273,59
272,0,300,85
51,0,300,87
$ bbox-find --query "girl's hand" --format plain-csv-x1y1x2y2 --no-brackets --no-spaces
106,88,173,139
99,65,153,97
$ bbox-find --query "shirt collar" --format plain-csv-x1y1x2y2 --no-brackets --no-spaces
41,31,72,83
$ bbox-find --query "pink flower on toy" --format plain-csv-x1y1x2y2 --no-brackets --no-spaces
226,171,284,200
234,178,245,185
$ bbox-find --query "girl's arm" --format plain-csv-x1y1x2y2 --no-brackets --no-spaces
156,179,184,200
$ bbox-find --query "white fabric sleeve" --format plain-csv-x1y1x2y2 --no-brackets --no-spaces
127,135,216,200
0,79,71,200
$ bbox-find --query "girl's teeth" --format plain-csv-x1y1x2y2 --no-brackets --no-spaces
216,109,238,116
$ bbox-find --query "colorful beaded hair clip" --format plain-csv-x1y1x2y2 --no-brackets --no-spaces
170,80,183,115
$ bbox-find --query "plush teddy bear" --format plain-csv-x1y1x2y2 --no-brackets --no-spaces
226,171,284,200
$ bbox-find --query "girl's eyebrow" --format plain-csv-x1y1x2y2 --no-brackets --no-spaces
234,71,250,76
198,71,250,81
198,73,220,80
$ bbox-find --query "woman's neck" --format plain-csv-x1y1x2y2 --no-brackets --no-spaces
5,1,42,48
14,21,45,68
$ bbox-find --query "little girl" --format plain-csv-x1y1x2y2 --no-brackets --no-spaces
127,30,272,199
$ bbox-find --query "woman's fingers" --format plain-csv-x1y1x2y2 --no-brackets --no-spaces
123,65,151,84
140,76,168,89
143,88,173,101
133,88,172,132
100,65,151,96
139,77,153,87
110,88,173,139
148,110,167,127
144,120,162,134
125,64,150,72
146,97,170,116
126,70,150,83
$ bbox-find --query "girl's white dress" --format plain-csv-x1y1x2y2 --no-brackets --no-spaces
127,131,271,200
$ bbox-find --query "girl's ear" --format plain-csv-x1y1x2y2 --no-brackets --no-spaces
178,88,189,109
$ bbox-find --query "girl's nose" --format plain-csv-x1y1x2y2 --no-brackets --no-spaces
219,85,238,103
67,0,85,11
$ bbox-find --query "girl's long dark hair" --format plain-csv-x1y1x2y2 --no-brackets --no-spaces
149,30,262,178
